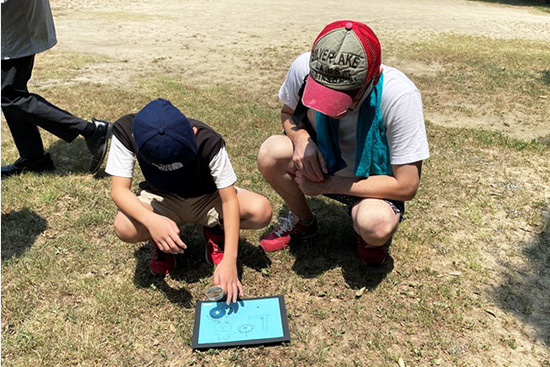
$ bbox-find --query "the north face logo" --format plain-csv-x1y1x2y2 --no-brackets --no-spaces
151,162,184,171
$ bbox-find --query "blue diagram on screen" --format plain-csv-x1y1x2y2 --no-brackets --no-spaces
198,298,284,344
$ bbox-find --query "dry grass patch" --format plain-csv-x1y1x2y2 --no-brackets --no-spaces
385,33,550,140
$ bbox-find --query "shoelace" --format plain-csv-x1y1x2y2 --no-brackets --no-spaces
273,214,296,236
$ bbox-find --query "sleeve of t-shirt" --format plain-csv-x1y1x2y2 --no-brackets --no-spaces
278,52,311,110
105,135,136,178
384,89,430,165
208,146,237,189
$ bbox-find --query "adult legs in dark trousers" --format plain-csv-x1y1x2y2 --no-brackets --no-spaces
1,54,112,178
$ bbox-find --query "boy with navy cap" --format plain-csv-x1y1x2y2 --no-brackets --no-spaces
105,99,272,303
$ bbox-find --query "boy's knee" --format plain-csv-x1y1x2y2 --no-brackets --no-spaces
257,137,276,172
353,211,397,246
246,196,272,229
256,197,273,228
114,213,139,243
257,135,291,174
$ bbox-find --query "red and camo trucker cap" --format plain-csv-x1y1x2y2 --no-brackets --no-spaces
302,20,382,117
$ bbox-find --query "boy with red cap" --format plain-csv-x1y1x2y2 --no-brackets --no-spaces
257,21,429,265
106,99,272,303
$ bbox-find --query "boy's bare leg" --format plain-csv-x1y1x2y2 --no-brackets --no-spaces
351,198,401,246
234,188,272,229
257,135,314,223
116,190,271,237
113,202,154,243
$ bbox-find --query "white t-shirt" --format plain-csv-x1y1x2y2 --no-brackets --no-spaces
105,135,237,190
279,52,430,177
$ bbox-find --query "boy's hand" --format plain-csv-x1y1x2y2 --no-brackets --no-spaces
294,170,327,196
144,212,186,254
213,259,243,304
292,135,327,183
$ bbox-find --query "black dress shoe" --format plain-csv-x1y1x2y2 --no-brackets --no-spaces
1,153,55,178
85,118,113,174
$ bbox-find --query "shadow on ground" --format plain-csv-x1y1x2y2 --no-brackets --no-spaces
1,208,48,261
132,224,271,308
492,206,550,345
264,197,394,291
45,138,109,178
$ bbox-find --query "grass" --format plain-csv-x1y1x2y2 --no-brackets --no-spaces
2,30,550,367
384,33,550,140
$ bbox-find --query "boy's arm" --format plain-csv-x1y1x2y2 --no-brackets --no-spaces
213,185,243,304
282,104,328,183
111,176,186,254
294,161,422,202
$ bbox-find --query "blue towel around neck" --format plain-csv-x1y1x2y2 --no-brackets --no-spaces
316,73,392,178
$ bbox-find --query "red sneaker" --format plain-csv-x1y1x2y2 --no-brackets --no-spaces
357,236,388,266
260,212,318,252
149,241,176,276
200,226,225,265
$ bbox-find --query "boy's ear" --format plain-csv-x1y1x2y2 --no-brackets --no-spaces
193,126,198,135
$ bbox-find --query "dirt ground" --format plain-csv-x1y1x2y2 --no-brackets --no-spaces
49,0,550,140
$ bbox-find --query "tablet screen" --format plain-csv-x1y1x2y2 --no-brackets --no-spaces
192,295,290,349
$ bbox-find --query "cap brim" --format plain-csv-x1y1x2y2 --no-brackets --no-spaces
302,77,360,117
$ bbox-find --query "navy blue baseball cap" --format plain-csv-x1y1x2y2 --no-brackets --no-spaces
133,99,199,194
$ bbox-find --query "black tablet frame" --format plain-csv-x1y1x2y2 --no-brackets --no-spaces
191,295,290,350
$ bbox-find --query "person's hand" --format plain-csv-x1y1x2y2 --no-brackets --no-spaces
294,170,327,196
213,259,244,304
292,135,327,182
143,212,186,254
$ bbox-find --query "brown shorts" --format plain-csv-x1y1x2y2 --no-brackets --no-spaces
137,188,223,227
